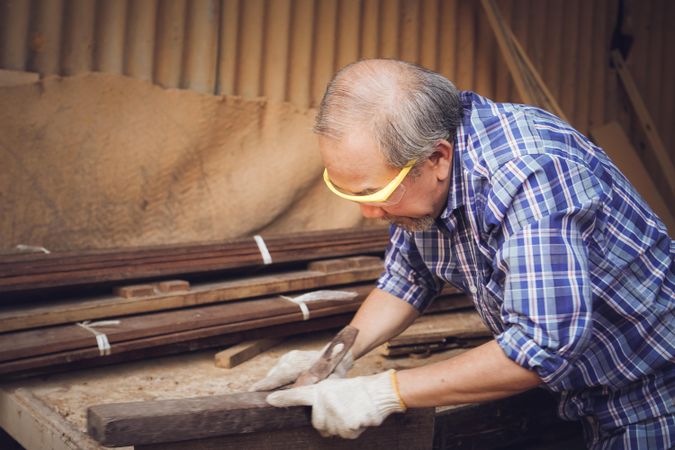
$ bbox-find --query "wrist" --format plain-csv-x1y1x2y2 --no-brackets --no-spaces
389,370,408,411
365,370,407,415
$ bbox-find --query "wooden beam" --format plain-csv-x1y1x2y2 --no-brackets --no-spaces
215,337,284,369
88,392,299,446
590,122,675,234
137,408,435,450
508,28,568,122
610,50,675,202
87,392,434,448
480,0,568,121
480,0,533,105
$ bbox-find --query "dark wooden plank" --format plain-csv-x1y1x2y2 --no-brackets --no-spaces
136,408,435,450
87,392,300,446
423,293,472,314
384,311,491,348
88,391,434,448
380,337,490,357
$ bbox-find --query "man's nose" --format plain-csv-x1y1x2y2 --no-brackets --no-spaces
359,204,386,218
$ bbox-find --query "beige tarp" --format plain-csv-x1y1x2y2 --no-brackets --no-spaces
0,73,365,252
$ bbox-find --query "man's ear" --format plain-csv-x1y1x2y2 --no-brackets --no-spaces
428,140,453,182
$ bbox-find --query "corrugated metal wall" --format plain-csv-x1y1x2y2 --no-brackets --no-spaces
1,0,673,150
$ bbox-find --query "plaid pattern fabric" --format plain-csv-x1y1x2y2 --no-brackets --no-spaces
376,92,675,449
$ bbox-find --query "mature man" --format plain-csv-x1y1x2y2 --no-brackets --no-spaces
253,60,674,449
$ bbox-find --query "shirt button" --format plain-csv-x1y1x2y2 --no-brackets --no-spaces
469,286,478,294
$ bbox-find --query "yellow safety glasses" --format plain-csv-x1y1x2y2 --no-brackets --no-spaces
322,160,416,206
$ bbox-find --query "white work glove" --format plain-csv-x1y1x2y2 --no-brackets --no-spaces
266,370,407,439
249,348,353,392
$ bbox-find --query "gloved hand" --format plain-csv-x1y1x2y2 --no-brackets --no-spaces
266,370,407,439
249,348,353,392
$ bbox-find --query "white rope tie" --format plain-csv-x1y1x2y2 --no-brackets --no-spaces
15,244,50,254
77,320,120,356
253,235,272,265
281,290,358,321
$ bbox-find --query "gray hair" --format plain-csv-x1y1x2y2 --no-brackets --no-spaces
314,59,463,168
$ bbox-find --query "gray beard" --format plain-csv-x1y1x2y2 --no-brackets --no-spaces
384,214,436,233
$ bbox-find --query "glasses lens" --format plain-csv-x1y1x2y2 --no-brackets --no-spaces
363,184,406,207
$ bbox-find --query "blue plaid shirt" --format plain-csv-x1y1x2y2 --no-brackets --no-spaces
377,92,674,445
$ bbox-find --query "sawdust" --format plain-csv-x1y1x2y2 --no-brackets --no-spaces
0,73,365,252
6,332,465,439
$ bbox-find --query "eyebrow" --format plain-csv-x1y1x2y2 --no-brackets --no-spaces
354,187,382,195
332,183,382,196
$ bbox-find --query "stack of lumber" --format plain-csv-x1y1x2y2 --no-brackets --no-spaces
0,283,371,377
379,309,491,357
0,255,385,333
0,227,488,379
0,228,390,378
0,227,389,293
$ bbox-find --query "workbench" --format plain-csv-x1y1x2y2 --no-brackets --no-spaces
0,331,583,449
0,331,460,449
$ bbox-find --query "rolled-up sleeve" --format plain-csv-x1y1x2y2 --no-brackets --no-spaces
488,154,603,390
376,226,442,311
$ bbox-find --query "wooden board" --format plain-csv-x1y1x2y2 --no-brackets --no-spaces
137,408,435,450
0,256,383,333
215,338,284,369
88,391,434,448
380,337,491,357
381,310,491,354
423,293,471,314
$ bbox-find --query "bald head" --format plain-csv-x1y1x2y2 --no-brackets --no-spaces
314,59,462,168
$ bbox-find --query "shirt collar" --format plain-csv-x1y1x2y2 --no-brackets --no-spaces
439,91,475,220
439,128,466,220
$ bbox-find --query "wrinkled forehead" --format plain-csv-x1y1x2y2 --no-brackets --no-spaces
318,132,398,193
319,130,387,173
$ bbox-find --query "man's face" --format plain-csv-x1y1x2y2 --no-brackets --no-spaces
319,131,452,232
